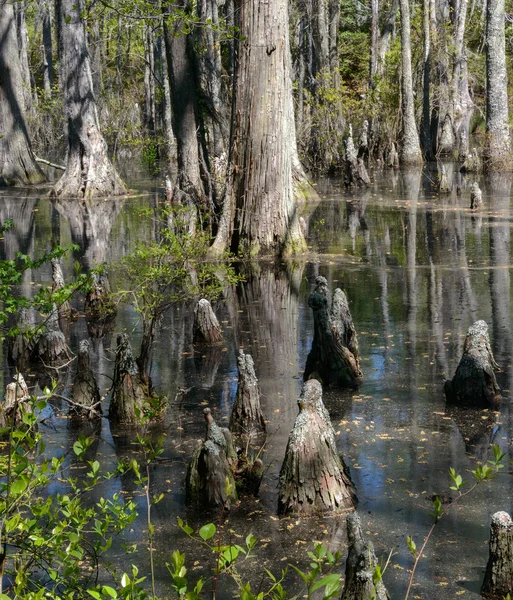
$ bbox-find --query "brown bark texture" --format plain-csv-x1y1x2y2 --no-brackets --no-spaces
304,277,363,387
52,0,127,198
482,511,513,599
109,333,149,425
341,512,390,600
71,339,101,420
193,298,223,345
444,320,500,408
36,304,70,365
0,1,45,186
0,374,31,432
229,349,266,438
186,408,238,508
278,379,357,516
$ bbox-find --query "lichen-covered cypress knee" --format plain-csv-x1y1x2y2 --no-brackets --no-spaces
51,258,75,321
278,379,357,516
481,511,513,599
341,513,390,600
229,350,266,438
109,333,149,424
444,320,500,408
186,408,237,508
71,339,101,420
36,304,70,365
193,298,223,345
0,374,31,433
85,269,117,324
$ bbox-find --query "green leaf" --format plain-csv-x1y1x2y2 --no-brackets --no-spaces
10,474,29,495
310,573,340,593
101,586,117,598
199,523,216,541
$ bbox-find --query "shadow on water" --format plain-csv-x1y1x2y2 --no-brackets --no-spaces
2,164,513,598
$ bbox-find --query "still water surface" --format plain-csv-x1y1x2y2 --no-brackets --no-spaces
1,166,513,599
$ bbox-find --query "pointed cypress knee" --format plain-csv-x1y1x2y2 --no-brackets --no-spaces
278,379,357,517
341,513,390,600
71,340,101,420
229,350,266,438
186,408,237,508
109,333,149,425
482,511,513,599
444,320,500,408
193,298,223,345
0,374,31,433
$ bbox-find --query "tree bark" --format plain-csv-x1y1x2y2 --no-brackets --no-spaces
444,320,501,408
210,0,309,257
484,0,511,170
278,379,357,516
482,511,513,599
421,0,431,158
52,0,127,198
193,298,223,345
36,304,70,365
399,0,423,165
229,350,266,438
41,0,54,98
0,0,46,186
0,374,31,433
71,339,101,420
14,1,34,115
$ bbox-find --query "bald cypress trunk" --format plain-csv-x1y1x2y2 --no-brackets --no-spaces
52,0,127,198
484,0,511,170
0,1,45,186
210,0,310,257
399,0,423,165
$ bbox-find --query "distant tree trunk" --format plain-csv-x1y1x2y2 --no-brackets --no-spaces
52,0,127,198
0,1,46,186
210,0,310,257
369,0,379,85
143,25,155,134
41,0,54,98
399,0,423,165
484,0,511,170
328,0,341,85
14,1,34,114
421,0,431,158
41,2,54,97
157,23,175,162
377,0,399,75
163,1,212,230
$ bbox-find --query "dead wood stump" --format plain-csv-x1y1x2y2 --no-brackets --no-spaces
341,512,390,600
304,277,363,388
470,182,483,209
109,333,149,425
193,298,223,345
278,379,357,517
444,320,500,408
35,304,70,365
0,374,31,432
481,511,513,599
229,350,266,438
186,408,238,508
71,340,101,420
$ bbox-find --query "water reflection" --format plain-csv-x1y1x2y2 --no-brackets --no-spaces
1,169,513,599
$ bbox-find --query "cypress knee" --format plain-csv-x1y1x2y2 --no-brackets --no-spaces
229,350,266,438
0,374,31,432
444,320,500,408
278,379,357,516
36,304,70,365
71,340,101,420
186,408,237,508
193,298,223,345
341,513,390,600
482,511,513,599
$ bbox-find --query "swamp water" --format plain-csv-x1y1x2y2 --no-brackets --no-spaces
1,166,513,599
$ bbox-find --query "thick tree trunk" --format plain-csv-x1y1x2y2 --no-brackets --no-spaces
229,350,266,438
444,320,501,408
52,0,127,198
482,511,513,599
158,24,175,163
14,1,34,115
304,277,363,387
71,339,101,420
0,1,46,186
41,0,54,98
278,379,357,516
109,333,149,425
341,513,390,600
163,1,211,230
186,408,238,508
210,0,309,257
484,0,511,170
399,0,423,165
193,298,223,345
